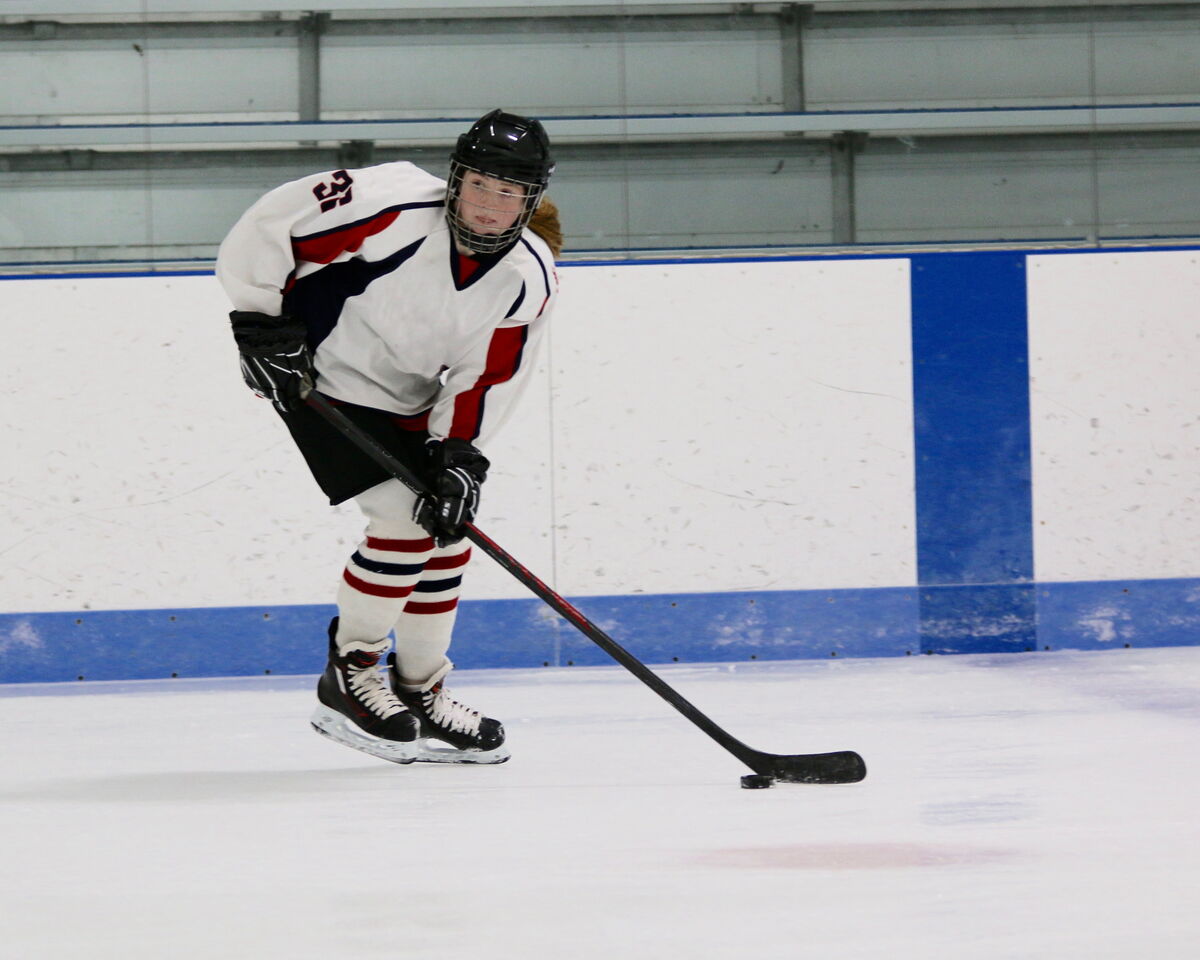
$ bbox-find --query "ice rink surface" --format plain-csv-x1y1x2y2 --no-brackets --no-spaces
2,646,1198,960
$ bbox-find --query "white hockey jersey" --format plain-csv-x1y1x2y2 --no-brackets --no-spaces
216,161,558,447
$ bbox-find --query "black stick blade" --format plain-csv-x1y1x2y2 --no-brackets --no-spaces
753,750,867,785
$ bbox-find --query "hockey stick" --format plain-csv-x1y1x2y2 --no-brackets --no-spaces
305,391,866,785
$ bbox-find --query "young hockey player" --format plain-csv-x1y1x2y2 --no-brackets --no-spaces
216,110,561,765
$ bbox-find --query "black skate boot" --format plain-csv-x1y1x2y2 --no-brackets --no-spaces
310,618,419,764
388,656,510,764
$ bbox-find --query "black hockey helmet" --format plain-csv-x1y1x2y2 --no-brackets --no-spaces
446,109,555,255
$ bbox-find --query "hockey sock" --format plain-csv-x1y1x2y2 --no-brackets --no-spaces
336,532,435,648
337,479,434,649
391,542,471,683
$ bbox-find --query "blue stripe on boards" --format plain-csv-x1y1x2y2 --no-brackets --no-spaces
1037,578,1200,651
4,578,1198,683
0,606,335,684
910,252,1035,653
0,586,919,683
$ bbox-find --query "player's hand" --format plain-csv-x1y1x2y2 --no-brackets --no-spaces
413,439,490,547
229,311,315,413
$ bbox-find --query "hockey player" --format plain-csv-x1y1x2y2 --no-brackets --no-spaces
216,110,561,765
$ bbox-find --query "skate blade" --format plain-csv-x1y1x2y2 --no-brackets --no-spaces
413,738,511,765
310,706,417,765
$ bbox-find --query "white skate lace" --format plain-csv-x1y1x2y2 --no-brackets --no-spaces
424,686,483,736
347,664,406,719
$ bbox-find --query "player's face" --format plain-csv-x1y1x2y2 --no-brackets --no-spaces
456,172,527,235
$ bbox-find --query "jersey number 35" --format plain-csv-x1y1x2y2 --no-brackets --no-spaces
313,170,354,213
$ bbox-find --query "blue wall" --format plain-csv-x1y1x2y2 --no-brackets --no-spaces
911,251,1035,654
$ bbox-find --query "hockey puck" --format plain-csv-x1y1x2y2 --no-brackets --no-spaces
740,774,774,789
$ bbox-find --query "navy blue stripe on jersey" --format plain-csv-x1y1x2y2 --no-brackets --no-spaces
349,550,426,578
504,282,526,319
284,236,425,350
292,200,443,247
448,243,507,291
412,575,463,594
520,237,553,316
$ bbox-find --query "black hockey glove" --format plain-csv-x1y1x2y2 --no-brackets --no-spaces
413,438,490,547
229,311,315,413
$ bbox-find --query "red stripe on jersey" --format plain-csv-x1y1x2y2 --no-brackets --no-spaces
365,536,435,553
403,598,460,615
449,326,528,440
456,253,481,285
390,410,431,432
426,549,472,571
292,210,401,265
342,568,417,599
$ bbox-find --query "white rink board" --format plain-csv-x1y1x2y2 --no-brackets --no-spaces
0,274,555,613
0,259,916,615
551,258,915,596
1027,250,1200,582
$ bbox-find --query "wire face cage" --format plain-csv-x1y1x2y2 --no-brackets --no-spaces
445,160,547,255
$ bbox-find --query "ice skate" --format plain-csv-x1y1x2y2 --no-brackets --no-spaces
311,618,420,764
388,657,510,764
